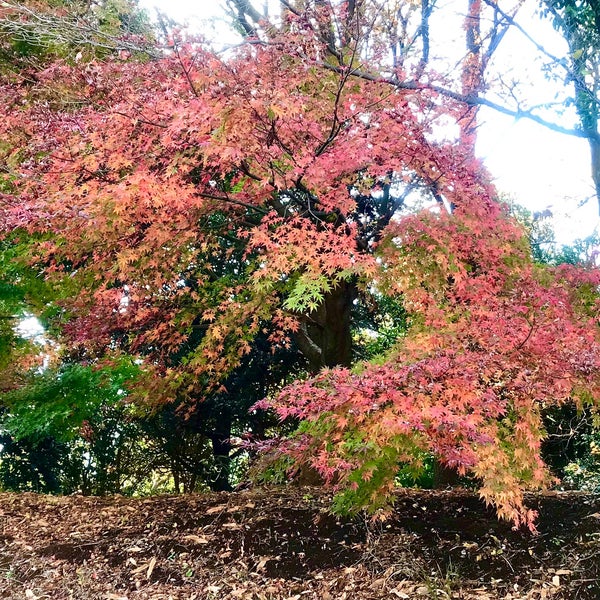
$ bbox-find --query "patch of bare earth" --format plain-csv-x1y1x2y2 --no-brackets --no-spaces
0,488,598,599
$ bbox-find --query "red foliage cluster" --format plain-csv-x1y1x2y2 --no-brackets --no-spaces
265,195,600,528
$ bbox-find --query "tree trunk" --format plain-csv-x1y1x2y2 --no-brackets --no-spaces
290,279,356,486
210,410,233,492
589,135,600,215
294,279,356,373
172,464,181,494
432,460,460,489
459,0,482,157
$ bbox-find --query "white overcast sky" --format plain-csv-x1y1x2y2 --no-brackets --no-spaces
137,0,597,245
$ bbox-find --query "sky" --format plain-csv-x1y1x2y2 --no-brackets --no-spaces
136,0,598,246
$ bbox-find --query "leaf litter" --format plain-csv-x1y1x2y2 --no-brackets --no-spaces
0,487,598,599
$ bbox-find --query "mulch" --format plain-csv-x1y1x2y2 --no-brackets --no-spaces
0,487,599,599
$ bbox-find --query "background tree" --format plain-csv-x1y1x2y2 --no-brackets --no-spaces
0,0,156,68
0,361,150,495
540,0,600,212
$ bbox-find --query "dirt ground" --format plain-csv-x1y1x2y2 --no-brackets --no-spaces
0,487,599,599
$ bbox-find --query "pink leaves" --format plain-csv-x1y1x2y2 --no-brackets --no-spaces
262,192,600,526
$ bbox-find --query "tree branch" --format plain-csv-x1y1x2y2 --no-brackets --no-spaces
317,62,587,138
197,192,268,215
293,321,322,369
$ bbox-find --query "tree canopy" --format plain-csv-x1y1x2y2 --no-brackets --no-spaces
1,0,600,529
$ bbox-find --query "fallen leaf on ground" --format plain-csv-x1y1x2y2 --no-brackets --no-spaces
146,556,157,579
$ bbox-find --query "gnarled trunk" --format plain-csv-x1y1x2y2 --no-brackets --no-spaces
294,279,356,374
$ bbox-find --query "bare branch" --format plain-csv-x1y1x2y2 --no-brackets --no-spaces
481,0,566,70
317,61,587,139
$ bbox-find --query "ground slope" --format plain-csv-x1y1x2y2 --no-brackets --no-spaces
0,488,599,599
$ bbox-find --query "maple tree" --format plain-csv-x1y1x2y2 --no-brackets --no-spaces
1,1,600,527
0,0,155,380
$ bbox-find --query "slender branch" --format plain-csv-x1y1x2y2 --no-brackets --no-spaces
482,0,566,69
278,0,301,18
514,316,536,352
197,191,269,215
112,110,168,129
317,61,587,138
239,160,263,182
419,0,433,67
294,321,323,368
315,37,358,157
